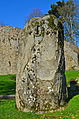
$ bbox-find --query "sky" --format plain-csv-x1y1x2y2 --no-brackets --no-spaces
0,0,59,29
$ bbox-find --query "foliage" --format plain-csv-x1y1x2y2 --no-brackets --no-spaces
0,75,16,95
47,15,58,30
48,0,79,44
48,0,65,18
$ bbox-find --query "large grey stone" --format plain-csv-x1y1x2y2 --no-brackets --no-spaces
16,15,67,112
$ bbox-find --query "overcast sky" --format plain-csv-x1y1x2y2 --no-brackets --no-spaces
0,0,60,29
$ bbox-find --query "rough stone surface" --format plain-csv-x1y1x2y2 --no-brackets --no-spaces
64,41,79,70
0,25,79,75
16,15,67,112
0,25,24,75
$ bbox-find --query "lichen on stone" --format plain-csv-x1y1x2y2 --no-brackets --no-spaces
16,15,67,112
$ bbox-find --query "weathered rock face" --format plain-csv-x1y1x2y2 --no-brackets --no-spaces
64,41,79,70
0,25,79,76
0,25,24,75
16,15,67,112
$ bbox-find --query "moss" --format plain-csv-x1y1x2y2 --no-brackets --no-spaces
47,15,57,30
47,15,63,32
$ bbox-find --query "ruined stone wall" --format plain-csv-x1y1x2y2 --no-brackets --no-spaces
64,41,79,70
0,25,24,75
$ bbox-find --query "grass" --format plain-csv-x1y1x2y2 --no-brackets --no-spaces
42,95,79,119
0,75,16,95
0,99,41,119
0,95,79,119
0,71,79,95
0,71,79,118
65,70,79,86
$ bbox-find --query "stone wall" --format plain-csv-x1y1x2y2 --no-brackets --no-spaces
16,15,67,112
64,41,79,70
0,25,24,75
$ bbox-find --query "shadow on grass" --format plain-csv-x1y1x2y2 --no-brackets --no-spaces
67,80,79,102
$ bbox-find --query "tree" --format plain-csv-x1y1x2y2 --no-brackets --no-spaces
25,8,44,23
48,0,65,18
48,0,79,44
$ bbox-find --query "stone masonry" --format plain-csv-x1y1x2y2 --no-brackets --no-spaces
16,15,67,112
0,25,25,75
64,41,79,70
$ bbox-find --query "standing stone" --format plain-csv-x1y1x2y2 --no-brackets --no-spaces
16,15,67,112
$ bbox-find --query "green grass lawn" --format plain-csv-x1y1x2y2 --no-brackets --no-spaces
0,71,79,95
0,75,16,95
65,70,79,86
0,99,41,119
0,71,79,118
41,95,79,119
0,95,79,119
